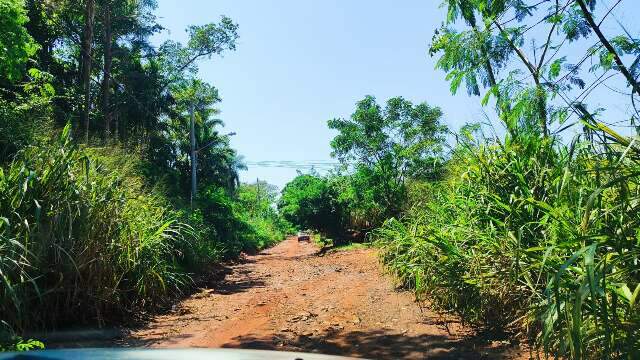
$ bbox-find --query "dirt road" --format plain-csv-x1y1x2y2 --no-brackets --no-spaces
126,237,525,359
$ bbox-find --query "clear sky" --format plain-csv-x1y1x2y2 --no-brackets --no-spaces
152,0,483,189
152,0,639,189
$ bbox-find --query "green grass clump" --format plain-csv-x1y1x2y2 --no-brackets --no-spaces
0,126,196,337
0,125,288,343
374,132,640,358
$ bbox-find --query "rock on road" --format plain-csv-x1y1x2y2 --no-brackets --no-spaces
127,237,525,359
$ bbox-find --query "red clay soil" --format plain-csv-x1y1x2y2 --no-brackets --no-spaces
125,237,529,359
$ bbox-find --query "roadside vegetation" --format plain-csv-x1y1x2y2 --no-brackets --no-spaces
3,0,640,358
0,0,287,349
280,0,640,358
279,96,447,243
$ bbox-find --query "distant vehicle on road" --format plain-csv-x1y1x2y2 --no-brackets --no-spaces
297,231,311,242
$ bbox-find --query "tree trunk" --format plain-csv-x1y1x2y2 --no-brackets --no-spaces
190,103,197,208
102,2,113,139
534,79,549,138
81,0,96,143
114,111,119,142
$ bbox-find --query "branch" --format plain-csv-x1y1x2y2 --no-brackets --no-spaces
537,0,571,69
576,0,640,97
494,21,539,81
472,26,497,87
494,20,549,136
598,0,623,27
159,51,212,93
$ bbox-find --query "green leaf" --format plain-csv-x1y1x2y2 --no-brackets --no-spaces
548,57,565,80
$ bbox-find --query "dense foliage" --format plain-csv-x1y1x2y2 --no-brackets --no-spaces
0,0,286,348
280,96,447,239
372,0,640,358
237,180,294,248
4,0,640,357
278,173,346,237
328,96,447,225
2,128,194,331
0,0,37,82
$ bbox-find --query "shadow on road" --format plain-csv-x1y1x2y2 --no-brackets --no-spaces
214,275,266,295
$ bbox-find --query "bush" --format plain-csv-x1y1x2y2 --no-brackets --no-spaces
374,132,640,358
0,126,289,344
278,174,347,237
0,69,54,161
0,126,193,335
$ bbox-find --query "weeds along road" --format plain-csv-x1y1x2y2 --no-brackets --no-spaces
126,237,526,359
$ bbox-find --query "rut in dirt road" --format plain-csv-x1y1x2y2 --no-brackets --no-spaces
127,238,526,359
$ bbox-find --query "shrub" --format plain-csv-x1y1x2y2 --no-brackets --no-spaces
0,126,192,335
374,132,640,358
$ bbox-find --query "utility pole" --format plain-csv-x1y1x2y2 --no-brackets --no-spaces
190,102,197,208
255,177,260,215
81,0,95,143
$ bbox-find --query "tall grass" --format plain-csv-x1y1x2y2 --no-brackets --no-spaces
374,129,640,358
0,126,195,337
0,125,287,343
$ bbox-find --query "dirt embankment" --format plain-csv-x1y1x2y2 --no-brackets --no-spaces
124,237,527,359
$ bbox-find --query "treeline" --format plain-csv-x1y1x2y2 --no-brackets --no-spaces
281,0,640,358
278,96,446,242
0,0,289,349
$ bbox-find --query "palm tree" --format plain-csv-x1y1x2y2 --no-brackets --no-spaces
165,79,245,196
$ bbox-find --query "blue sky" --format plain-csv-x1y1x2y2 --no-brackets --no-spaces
152,0,482,188
152,0,639,189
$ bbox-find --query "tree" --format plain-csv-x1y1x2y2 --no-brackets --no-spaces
328,96,447,220
97,0,159,138
0,0,38,83
146,79,243,198
158,16,238,91
100,0,113,137
424,2,640,356
20,1,237,144
278,174,345,236
430,0,640,139
0,0,277,343
24,0,63,74
237,180,279,218
0,0,50,159
81,0,95,143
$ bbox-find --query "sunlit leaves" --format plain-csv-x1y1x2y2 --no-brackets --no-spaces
278,174,345,235
158,16,239,88
421,1,640,357
550,106,569,125
0,0,39,82
546,13,563,25
481,84,499,106
598,50,615,70
431,26,510,96
186,16,239,58
443,0,478,25
609,35,639,54
548,57,566,80
23,68,55,97
328,96,447,219
430,0,636,140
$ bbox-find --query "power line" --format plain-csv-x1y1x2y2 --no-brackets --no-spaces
244,160,340,170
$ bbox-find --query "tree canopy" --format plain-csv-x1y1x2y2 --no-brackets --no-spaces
328,95,447,220
0,0,38,82
278,173,345,236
